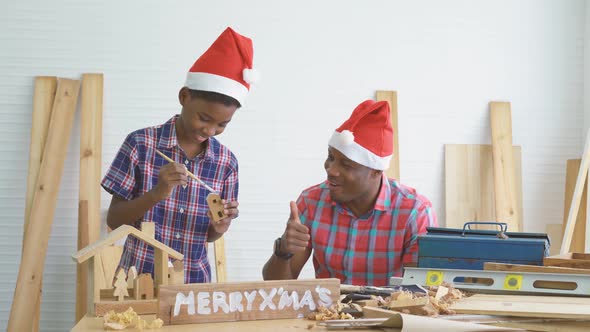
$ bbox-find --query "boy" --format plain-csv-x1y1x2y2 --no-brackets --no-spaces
102,27,257,283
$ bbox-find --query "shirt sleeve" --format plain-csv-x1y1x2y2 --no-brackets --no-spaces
221,160,239,202
101,133,140,201
401,199,437,266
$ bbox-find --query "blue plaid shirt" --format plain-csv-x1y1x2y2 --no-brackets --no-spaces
101,115,239,283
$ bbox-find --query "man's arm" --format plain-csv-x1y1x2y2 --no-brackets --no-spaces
106,162,188,229
262,201,312,280
262,244,311,280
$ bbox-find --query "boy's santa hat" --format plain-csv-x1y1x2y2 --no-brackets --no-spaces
185,27,258,105
328,100,393,171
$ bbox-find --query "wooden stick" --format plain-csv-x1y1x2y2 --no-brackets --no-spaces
77,73,103,322
376,91,400,180
155,149,217,193
25,76,57,332
561,129,590,254
562,159,587,253
214,237,227,282
8,78,81,331
490,101,521,231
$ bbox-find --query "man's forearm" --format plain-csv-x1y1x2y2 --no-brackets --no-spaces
262,255,296,280
107,190,161,229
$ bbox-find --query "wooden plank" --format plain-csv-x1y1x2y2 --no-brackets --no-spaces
78,73,103,321
483,262,590,275
562,130,590,253
563,159,587,253
154,251,169,289
376,91,400,180
141,222,155,238
545,224,563,256
169,260,184,285
94,246,124,292
95,299,158,317
8,78,81,332
490,102,520,231
76,200,90,322
450,294,590,319
25,76,57,332
544,253,590,269
445,144,522,230
214,237,227,282
158,279,340,325
73,225,183,263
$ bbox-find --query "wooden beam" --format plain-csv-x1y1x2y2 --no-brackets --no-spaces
483,262,590,275
562,159,587,253
376,91,399,180
95,299,158,317
25,76,57,332
76,200,89,322
214,237,227,282
8,78,81,332
490,101,521,231
561,130,590,253
78,73,103,321
154,251,169,289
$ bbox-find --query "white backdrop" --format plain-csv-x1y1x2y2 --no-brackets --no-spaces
0,1,586,330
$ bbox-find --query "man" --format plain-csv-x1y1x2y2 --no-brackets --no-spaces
102,27,257,283
263,100,437,286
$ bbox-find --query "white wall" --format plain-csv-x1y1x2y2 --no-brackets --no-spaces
0,0,585,330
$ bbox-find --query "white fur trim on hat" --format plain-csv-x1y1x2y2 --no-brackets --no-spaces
329,130,392,170
242,68,260,84
185,72,249,105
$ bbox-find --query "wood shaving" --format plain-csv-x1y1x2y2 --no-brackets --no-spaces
103,307,163,330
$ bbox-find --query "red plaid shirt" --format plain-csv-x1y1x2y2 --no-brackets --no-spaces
297,175,437,286
101,115,239,283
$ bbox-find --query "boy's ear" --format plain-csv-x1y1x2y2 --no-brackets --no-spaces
179,87,190,106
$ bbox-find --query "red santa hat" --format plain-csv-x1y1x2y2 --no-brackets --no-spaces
328,100,393,170
185,27,258,105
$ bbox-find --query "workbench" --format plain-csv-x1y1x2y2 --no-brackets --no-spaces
71,314,590,332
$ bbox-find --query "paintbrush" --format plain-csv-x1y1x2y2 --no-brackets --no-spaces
155,149,226,222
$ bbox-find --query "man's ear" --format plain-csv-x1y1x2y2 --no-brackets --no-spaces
371,169,383,180
178,87,190,106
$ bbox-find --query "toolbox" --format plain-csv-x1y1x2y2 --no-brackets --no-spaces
417,222,550,270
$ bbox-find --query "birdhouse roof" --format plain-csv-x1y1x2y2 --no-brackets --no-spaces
72,225,183,263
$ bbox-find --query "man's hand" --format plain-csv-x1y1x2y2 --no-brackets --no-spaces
209,200,239,234
152,162,188,200
280,201,310,254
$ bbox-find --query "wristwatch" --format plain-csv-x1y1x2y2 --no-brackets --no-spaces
273,237,294,260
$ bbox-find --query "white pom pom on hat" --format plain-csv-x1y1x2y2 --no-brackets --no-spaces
243,68,260,84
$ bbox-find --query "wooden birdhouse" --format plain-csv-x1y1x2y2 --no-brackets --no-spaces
72,222,184,316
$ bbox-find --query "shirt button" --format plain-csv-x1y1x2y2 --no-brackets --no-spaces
179,208,184,213
175,233,181,239
184,159,189,165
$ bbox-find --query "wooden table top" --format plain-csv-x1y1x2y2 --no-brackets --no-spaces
71,315,384,332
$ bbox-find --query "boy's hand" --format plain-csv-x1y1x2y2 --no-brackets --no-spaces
209,200,239,234
152,162,188,200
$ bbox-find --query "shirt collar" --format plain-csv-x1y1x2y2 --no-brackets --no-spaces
157,115,215,160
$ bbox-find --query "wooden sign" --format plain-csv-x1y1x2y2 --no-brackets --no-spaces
157,278,340,325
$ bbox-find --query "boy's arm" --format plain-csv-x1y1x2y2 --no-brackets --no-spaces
106,162,189,229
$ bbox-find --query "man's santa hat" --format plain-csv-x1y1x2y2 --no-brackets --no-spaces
185,27,258,105
328,100,393,170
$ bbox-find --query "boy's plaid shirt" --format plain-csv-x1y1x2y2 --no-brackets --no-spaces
101,115,238,283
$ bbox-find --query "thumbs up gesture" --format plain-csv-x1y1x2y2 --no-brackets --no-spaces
281,201,311,254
